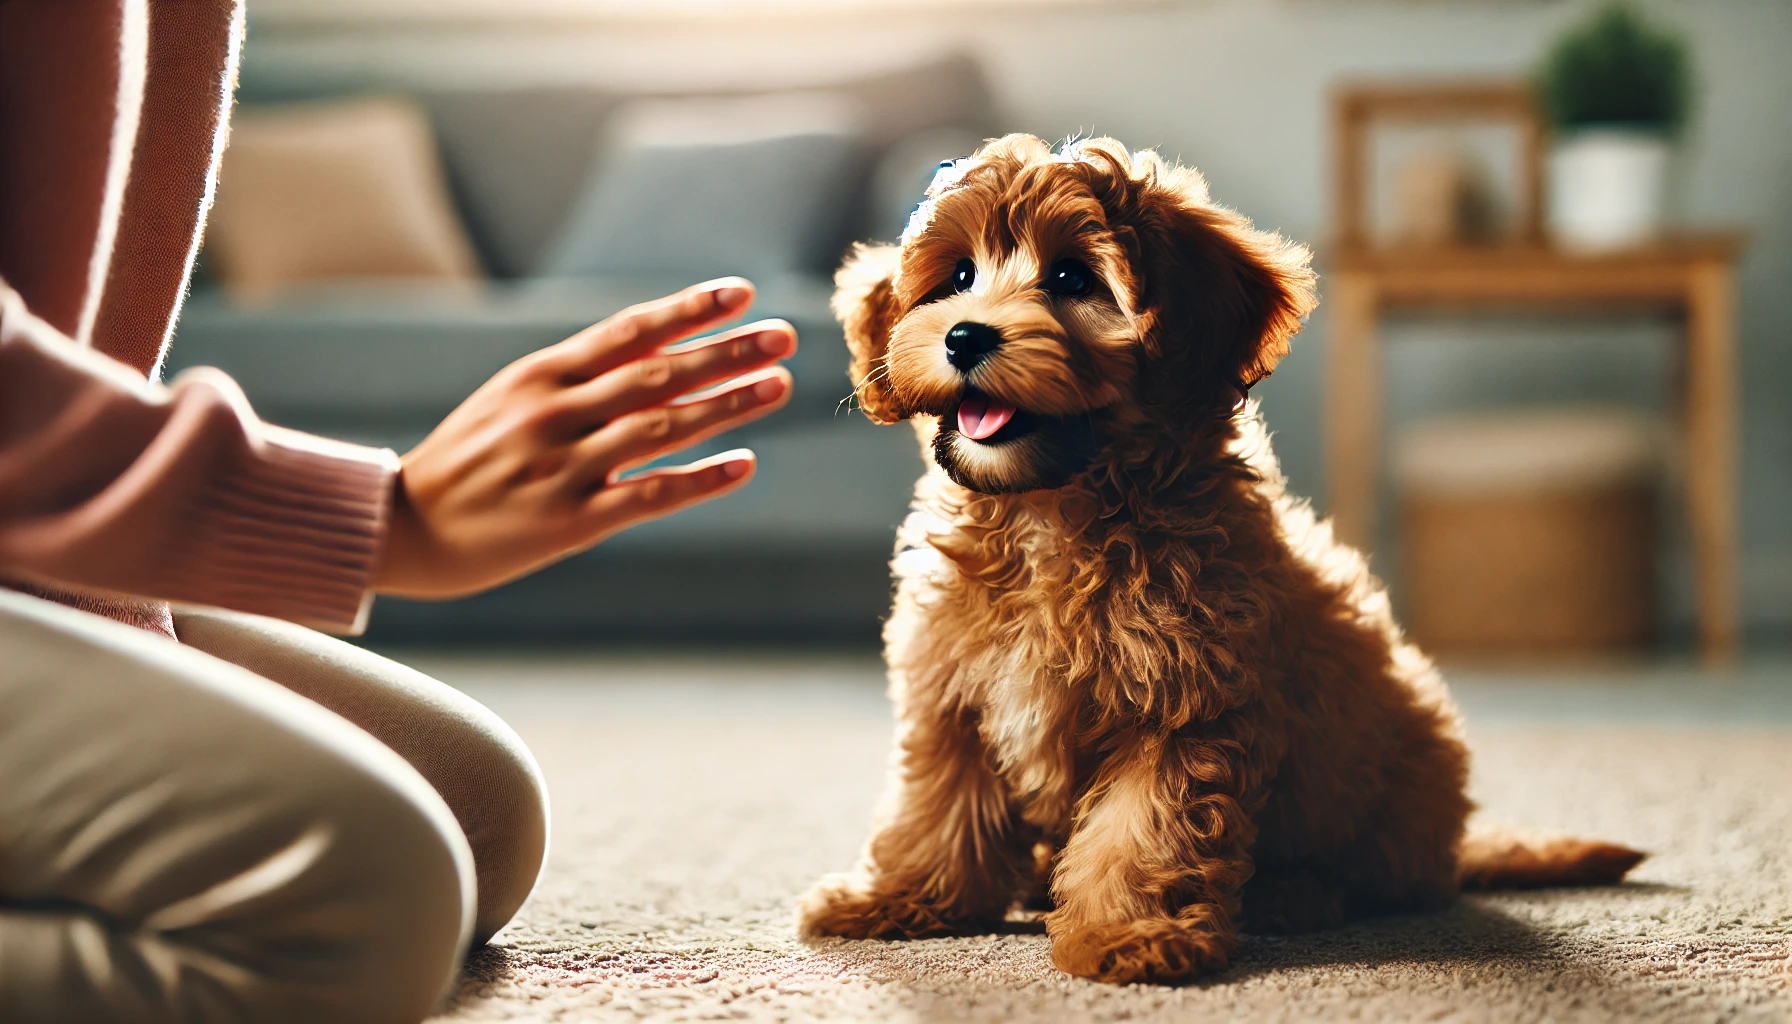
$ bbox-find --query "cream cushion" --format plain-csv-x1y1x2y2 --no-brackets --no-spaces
1394,406,1661,497
208,97,480,299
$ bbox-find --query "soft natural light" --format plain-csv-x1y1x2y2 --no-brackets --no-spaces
256,0,1097,22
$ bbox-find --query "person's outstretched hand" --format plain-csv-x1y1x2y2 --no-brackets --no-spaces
375,278,794,599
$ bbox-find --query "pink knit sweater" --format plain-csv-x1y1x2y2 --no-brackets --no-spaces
0,0,394,636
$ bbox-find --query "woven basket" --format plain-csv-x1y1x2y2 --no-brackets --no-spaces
1394,407,1660,658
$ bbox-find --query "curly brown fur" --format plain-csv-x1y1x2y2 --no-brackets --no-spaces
800,135,1643,985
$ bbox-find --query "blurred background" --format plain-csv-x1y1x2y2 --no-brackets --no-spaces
167,0,1792,666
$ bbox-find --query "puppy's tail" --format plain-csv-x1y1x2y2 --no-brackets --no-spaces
1457,828,1646,891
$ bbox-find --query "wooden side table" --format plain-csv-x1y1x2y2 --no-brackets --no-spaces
1323,236,1745,663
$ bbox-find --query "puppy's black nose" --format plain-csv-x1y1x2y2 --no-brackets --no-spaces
945,321,1002,371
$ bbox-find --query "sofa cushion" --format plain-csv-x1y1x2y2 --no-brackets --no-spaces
409,52,996,276
207,97,482,298
422,88,619,279
538,93,867,280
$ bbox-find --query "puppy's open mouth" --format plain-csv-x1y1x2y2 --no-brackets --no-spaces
933,388,1102,493
954,387,1038,444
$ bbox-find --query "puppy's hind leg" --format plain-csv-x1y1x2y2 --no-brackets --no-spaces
799,707,1031,941
1246,718,1473,933
1046,733,1257,985
1239,864,1351,934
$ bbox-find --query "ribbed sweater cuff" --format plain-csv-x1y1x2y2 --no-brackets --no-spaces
165,428,397,635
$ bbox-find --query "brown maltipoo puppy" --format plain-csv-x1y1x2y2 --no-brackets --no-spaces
799,134,1643,985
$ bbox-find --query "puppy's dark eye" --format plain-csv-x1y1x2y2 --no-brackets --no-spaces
952,258,976,293
1043,258,1094,298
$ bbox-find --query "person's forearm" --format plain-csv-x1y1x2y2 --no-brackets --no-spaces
0,284,395,634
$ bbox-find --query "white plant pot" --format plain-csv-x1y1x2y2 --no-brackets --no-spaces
1547,129,1673,252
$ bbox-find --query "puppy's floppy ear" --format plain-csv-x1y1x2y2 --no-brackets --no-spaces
1126,166,1316,408
832,242,904,424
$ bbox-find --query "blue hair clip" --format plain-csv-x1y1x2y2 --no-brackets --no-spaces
901,157,971,245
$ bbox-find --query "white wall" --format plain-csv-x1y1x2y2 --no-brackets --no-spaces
249,0,1792,633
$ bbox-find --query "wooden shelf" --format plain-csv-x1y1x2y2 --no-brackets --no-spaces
1332,234,1744,270
1326,234,1747,309
1323,237,1745,664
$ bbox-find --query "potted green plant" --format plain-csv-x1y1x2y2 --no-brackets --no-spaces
1538,3,1691,250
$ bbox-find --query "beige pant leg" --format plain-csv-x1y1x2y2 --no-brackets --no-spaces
172,608,548,945
0,589,474,1024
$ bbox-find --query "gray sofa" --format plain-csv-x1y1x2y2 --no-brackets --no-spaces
166,55,997,644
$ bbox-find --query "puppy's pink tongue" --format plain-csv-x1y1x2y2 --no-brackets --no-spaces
957,393,1017,440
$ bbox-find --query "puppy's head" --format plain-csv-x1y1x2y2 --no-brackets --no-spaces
835,134,1315,494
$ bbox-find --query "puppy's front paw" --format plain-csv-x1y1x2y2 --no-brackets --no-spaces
1049,918,1233,984
797,873,958,940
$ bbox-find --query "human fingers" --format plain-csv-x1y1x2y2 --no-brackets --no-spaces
577,449,757,539
566,369,791,488
550,319,796,433
540,277,755,380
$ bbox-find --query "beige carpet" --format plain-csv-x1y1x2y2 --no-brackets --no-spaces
420,658,1792,1023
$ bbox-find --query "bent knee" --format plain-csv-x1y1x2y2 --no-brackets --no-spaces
431,707,549,944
